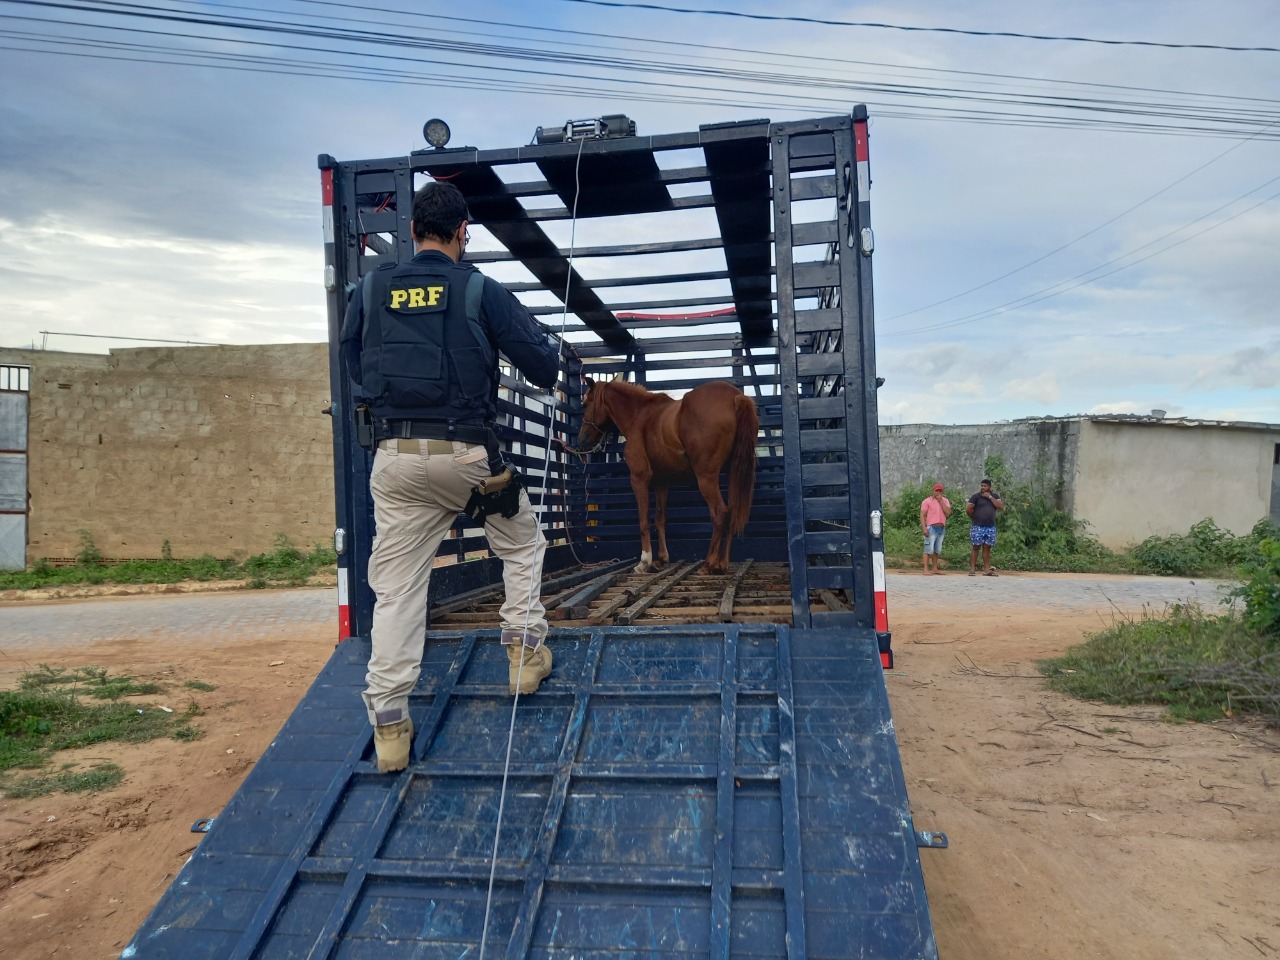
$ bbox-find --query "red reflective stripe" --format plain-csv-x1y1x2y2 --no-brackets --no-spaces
854,120,869,163
880,651,892,669
872,551,888,632
321,168,334,206
337,566,350,640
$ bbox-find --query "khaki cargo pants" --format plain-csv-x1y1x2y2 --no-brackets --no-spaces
361,438,548,726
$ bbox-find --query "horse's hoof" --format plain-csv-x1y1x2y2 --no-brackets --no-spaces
635,562,656,574
653,558,669,570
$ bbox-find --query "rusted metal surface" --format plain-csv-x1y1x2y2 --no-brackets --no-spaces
427,560,853,629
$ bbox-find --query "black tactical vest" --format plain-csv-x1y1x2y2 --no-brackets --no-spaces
359,258,494,421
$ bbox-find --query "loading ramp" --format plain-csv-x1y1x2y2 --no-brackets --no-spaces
125,624,936,959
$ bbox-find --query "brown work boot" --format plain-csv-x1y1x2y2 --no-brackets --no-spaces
373,716,413,772
507,643,552,696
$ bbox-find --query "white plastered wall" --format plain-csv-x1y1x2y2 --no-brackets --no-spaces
1073,421,1279,549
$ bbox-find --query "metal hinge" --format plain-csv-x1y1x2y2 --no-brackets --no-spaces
915,830,949,849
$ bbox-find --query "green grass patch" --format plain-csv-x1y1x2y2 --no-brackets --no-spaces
184,680,217,692
4,763,125,799
0,667,204,797
19,665,163,700
1039,604,1280,723
0,533,337,591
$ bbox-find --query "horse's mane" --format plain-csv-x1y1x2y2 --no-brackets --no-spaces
603,379,672,404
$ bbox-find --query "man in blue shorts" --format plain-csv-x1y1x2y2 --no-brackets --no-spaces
966,478,1004,576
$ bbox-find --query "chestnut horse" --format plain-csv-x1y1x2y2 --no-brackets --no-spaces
577,377,757,574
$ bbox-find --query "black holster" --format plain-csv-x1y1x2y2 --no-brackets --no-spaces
464,465,524,525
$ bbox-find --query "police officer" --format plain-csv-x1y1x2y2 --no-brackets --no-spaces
340,180,561,773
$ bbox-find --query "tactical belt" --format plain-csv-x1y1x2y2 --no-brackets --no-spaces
377,439,457,455
377,419,490,444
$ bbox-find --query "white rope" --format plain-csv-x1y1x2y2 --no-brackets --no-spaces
478,135,586,960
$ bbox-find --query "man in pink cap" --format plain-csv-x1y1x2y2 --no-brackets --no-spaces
919,483,952,575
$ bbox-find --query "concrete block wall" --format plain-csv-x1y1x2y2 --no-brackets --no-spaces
0,344,334,561
879,419,1080,511
4,343,1270,563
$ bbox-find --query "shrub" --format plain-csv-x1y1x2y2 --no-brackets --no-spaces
1230,535,1280,641
1040,603,1279,723
1131,518,1263,577
884,456,1118,572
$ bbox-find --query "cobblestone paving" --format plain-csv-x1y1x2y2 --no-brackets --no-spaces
0,588,335,651
884,570,1232,616
0,574,1236,652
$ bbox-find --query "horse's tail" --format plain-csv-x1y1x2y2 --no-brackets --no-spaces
728,393,758,536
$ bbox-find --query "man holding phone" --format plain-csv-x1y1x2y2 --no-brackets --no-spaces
966,478,1004,576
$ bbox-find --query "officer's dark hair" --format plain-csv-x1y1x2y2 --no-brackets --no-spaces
412,181,470,243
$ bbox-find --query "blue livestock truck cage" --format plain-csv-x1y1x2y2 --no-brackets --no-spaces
124,108,945,960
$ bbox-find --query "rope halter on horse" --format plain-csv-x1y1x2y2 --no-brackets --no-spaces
556,417,612,460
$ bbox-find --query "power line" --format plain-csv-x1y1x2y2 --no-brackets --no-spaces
883,117,1280,322
885,178,1280,337
5,0,1278,341
283,0,1280,114
8,32,1275,143
550,0,1280,53
4,2,1279,140
38,330,219,346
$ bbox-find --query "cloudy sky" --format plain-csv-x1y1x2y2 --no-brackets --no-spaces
1,0,1277,424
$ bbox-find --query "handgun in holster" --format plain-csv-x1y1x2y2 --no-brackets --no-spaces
353,404,374,451
464,427,524,525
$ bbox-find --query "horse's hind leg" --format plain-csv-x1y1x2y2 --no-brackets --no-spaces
695,472,730,574
654,486,670,569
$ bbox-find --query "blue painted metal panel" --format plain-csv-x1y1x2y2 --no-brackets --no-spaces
125,625,936,959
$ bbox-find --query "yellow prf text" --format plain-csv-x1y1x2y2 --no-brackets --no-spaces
389,286,444,309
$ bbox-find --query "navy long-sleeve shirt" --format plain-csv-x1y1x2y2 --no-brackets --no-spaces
340,250,561,420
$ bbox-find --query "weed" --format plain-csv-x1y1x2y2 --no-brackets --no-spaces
884,464,1125,574
0,667,205,794
18,665,163,700
884,468,1275,579
76,530,104,567
1039,604,1279,724
1130,518,1257,577
0,533,337,591
1228,530,1280,639
184,680,217,692
3,763,124,799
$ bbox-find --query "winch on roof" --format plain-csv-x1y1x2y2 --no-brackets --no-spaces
535,114,637,144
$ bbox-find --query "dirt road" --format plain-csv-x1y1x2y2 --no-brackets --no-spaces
0,573,1276,959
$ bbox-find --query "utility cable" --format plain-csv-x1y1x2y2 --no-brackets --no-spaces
477,136,587,960
280,0,1280,106
550,0,1280,53
264,0,1280,124
7,31,1278,141
886,177,1280,336
4,2,1280,138
883,116,1280,322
